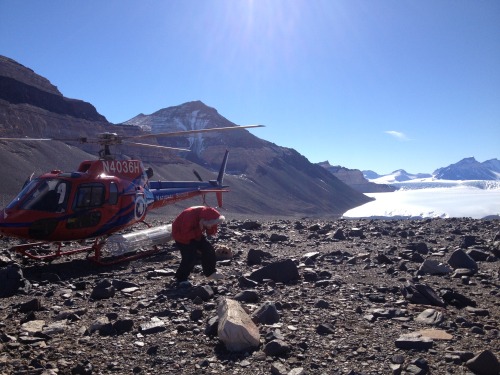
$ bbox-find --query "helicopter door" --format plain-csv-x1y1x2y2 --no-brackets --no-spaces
67,183,105,229
100,180,120,219
109,181,118,205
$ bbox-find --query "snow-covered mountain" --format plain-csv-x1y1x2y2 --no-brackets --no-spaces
362,170,382,180
433,157,500,180
365,169,432,184
365,157,500,186
122,101,227,156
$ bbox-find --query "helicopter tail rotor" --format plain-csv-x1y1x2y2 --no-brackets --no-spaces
216,150,229,207
217,150,229,186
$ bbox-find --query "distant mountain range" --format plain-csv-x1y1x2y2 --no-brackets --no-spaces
318,156,500,193
364,157,500,184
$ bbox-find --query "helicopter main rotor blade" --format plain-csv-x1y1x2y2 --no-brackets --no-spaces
0,136,89,142
129,124,265,141
123,141,191,151
0,137,53,141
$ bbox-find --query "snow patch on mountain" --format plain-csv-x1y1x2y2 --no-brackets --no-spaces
123,102,221,156
369,170,432,184
367,157,500,184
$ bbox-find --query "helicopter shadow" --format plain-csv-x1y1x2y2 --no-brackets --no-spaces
20,246,176,283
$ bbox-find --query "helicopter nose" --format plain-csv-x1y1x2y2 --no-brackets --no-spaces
0,208,14,231
0,210,6,234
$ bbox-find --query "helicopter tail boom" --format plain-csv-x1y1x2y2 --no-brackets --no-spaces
147,150,230,209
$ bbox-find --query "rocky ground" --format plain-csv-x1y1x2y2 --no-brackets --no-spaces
0,217,499,375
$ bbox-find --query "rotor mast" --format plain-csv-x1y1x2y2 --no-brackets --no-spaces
98,132,121,160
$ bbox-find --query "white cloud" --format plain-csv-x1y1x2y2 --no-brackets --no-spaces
385,130,409,140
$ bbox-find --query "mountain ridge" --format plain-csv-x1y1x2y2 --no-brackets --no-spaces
434,157,500,180
317,161,395,193
364,157,500,184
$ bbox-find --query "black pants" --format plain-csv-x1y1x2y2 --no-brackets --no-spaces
175,237,216,282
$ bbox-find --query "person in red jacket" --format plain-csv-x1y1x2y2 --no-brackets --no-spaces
172,206,225,285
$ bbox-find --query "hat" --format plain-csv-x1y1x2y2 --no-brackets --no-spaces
200,215,225,228
199,207,225,228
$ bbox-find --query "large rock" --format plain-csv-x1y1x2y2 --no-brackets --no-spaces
441,289,477,308
395,333,434,350
466,350,500,375
418,259,452,275
0,263,31,298
400,281,445,307
252,302,280,325
19,298,42,313
90,279,116,300
247,249,271,265
466,248,491,262
264,339,291,357
217,298,260,352
415,309,444,325
406,242,429,255
448,248,478,272
248,259,299,283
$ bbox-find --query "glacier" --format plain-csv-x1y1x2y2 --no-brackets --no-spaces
343,181,500,219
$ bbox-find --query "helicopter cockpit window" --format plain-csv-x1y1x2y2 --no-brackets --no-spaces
109,182,118,205
75,184,105,209
19,179,70,213
6,178,39,209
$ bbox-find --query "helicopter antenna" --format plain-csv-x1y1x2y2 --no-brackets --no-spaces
193,170,203,182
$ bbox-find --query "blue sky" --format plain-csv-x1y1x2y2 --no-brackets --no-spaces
1,0,499,174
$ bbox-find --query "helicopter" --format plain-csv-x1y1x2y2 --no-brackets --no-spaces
0,125,263,264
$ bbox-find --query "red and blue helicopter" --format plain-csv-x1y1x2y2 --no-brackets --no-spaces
0,125,263,264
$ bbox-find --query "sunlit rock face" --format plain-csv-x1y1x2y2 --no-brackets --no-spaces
318,161,396,193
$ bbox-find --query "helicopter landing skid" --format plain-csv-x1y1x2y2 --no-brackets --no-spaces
12,238,163,266
88,241,162,266
12,241,96,261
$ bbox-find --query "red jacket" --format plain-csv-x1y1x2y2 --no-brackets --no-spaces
172,206,224,244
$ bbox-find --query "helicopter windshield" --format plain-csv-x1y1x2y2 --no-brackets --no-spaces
14,178,70,213
6,179,39,209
